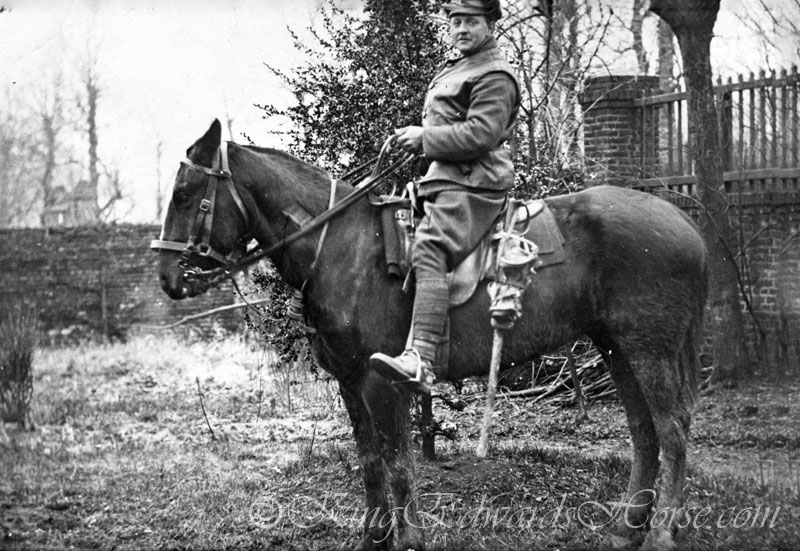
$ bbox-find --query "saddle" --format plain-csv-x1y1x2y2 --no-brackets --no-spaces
377,195,567,307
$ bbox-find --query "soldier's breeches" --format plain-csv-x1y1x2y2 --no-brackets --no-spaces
410,188,506,363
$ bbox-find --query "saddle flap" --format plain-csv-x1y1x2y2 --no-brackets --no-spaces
447,240,487,307
448,198,566,306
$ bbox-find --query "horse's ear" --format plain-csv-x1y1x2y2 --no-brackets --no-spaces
186,119,222,165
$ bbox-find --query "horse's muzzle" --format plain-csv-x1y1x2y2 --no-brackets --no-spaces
158,252,195,300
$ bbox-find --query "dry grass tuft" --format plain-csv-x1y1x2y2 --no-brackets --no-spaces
0,305,38,427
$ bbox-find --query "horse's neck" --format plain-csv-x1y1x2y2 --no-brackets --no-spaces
237,147,345,288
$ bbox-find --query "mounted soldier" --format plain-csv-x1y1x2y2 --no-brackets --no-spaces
155,2,707,546
369,0,520,394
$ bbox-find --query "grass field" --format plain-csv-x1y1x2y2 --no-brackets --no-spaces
1,333,798,550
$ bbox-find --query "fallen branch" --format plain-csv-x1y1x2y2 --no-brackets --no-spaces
137,298,271,330
195,376,216,440
461,343,613,406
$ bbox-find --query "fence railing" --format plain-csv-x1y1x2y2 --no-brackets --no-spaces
633,66,800,196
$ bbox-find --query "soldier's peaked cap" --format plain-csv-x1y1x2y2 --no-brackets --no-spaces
442,0,503,21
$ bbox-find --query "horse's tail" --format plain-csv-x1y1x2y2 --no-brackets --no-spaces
681,313,701,409
682,258,709,409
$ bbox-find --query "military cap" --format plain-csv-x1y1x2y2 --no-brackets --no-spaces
442,0,503,21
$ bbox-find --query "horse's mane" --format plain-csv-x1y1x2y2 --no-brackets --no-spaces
240,144,328,178
236,143,333,214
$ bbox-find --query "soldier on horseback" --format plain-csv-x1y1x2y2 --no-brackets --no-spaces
369,0,520,394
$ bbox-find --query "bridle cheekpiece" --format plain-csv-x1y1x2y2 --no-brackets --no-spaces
150,143,251,284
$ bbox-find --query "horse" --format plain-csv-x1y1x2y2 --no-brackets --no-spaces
155,120,708,551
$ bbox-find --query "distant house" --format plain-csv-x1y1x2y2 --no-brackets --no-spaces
43,180,98,228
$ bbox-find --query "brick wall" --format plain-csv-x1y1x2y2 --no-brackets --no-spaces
580,75,800,369
0,225,241,341
671,193,800,368
580,75,661,186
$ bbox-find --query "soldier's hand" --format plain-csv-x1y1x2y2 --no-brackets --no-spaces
394,126,423,154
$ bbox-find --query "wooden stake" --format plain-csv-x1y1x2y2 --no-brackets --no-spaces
476,329,504,458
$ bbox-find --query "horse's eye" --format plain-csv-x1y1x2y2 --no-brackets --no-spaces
172,191,191,208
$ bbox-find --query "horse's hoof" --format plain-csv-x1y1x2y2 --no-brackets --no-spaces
599,532,638,550
395,533,425,551
353,534,391,551
640,527,677,551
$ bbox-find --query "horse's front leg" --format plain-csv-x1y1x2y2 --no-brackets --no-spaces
363,374,425,551
339,380,394,551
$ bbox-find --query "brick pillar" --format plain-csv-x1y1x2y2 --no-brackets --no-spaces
579,75,661,187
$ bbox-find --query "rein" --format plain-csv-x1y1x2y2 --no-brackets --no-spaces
151,137,417,289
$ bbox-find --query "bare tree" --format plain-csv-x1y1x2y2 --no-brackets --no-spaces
33,74,70,227
0,91,39,227
76,49,123,224
650,0,749,382
631,0,650,74
155,139,164,223
83,57,101,220
738,0,800,68
499,0,613,193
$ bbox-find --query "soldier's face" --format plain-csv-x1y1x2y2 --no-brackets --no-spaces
449,15,490,54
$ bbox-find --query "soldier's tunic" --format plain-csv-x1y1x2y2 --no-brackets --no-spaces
411,36,519,357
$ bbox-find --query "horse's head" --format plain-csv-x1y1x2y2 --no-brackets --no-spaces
154,119,250,299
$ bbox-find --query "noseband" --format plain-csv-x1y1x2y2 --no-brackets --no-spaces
150,143,251,269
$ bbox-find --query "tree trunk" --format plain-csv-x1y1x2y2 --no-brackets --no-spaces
86,68,101,221
156,140,164,223
657,19,676,90
631,0,649,74
650,0,749,382
39,113,57,228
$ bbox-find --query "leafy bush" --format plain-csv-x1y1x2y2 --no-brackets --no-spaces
512,149,585,200
246,267,314,367
0,305,38,427
258,0,448,173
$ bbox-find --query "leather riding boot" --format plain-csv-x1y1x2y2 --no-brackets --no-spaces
369,278,448,395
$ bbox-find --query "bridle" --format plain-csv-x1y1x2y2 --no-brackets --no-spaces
150,143,251,270
151,137,418,290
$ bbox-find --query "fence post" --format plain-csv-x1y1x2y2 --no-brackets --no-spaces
579,75,661,187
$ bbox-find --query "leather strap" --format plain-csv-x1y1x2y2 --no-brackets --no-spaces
309,176,338,272
152,143,249,263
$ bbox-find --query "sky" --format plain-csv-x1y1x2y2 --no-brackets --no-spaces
1,0,361,224
1,0,798,225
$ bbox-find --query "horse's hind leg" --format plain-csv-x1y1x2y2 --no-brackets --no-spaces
626,347,693,551
339,381,394,551
601,346,660,549
362,374,425,551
